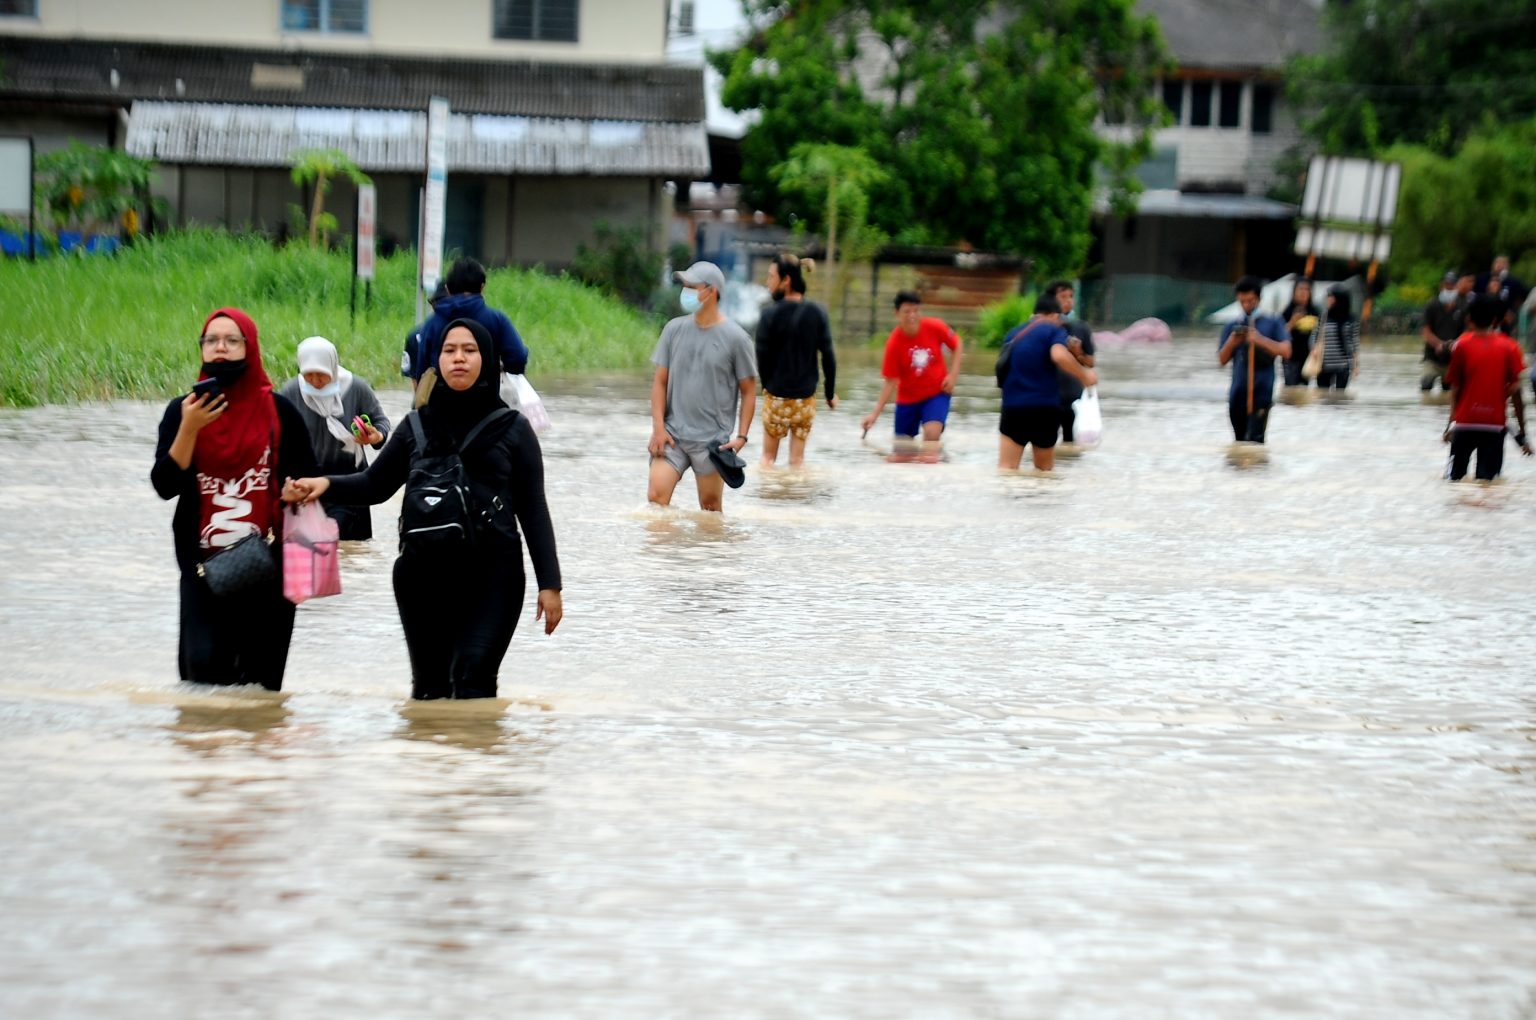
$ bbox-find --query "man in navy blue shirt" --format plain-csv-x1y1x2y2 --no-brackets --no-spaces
410,257,530,384
1218,276,1291,444
997,294,1098,471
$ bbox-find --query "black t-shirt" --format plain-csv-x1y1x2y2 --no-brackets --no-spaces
1280,301,1318,362
1056,319,1096,401
1423,296,1465,360
754,299,836,402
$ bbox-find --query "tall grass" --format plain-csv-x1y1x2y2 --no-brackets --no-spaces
0,229,662,407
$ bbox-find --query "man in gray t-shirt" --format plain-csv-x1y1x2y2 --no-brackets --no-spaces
648,261,758,511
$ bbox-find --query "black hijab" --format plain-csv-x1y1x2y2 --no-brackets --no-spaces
1326,285,1353,323
422,317,509,449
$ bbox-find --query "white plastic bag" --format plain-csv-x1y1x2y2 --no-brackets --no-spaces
1072,386,1103,446
500,372,552,433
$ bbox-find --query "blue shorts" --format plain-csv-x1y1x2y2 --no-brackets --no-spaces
893,393,951,437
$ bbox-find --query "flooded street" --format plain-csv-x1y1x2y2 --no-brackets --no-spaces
2,337,1534,1018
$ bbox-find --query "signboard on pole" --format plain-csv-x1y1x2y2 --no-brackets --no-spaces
0,137,31,213
1294,156,1401,261
356,183,377,281
420,96,450,293
0,136,34,260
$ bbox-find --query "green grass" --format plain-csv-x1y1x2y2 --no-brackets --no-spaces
0,229,662,407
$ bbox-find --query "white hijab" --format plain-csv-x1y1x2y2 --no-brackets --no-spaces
296,336,364,465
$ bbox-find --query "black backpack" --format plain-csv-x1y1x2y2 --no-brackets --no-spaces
398,408,512,554
995,322,1035,387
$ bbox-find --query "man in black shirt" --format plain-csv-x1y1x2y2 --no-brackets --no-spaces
1045,280,1096,443
1476,255,1529,337
755,253,837,467
1421,270,1471,391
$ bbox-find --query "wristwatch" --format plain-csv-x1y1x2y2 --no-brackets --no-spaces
735,434,749,445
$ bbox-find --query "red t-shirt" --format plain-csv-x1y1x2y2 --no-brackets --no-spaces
1447,330,1524,428
881,318,960,404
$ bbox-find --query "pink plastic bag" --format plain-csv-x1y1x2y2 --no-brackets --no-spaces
282,502,342,604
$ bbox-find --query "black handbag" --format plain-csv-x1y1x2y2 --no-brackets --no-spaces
196,530,277,597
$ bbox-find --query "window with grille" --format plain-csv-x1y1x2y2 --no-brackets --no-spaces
1251,84,1274,135
1218,81,1242,128
1160,80,1184,124
1189,81,1212,128
494,0,579,42
281,0,367,33
0,0,39,16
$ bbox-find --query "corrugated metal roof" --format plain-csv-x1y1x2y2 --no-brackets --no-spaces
1097,189,1297,219
1137,0,1324,72
0,36,704,122
124,101,711,176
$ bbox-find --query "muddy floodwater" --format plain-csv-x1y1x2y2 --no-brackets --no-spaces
1,338,1534,1018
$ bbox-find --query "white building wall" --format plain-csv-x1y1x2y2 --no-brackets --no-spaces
2,0,667,63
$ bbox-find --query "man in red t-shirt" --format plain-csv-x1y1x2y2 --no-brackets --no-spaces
860,291,964,461
1444,294,1531,481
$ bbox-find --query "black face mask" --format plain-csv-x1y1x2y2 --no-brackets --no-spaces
202,359,249,385
771,290,787,303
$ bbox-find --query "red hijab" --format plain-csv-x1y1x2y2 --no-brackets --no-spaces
193,308,283,546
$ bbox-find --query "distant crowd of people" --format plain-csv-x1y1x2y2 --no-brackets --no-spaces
154,252,1531,696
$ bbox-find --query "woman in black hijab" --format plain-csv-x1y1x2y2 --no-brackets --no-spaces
285,318,562,699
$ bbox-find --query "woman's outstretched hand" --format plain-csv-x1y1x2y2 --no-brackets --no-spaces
282,477,330,504
537,589,563,635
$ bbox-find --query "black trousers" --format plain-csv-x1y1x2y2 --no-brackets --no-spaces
1228,399,1271,443
1449,429,1505,481
178,573,296,691
1316,367,1350,391
393,542,526,700
1058,399,1076,443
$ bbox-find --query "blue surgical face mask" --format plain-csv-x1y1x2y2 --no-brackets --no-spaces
680,288,702,314
1439,289,1457,303
300,377,341,399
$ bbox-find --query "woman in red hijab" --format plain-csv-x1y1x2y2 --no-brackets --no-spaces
151,307,317,689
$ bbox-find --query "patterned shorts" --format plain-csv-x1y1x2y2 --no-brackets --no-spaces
762,392,817,440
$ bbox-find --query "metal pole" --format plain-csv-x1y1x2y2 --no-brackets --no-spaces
350,212,358,330
27,137,36,261
415,186,425,326
1303,157,1334,279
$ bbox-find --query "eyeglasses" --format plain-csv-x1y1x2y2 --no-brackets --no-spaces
199,335,246,350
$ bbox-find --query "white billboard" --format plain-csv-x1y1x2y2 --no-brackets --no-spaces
420,97,449,292
1295,156,1401,260
0,137,32,214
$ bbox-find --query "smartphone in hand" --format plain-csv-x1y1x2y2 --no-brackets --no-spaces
191,378,222,401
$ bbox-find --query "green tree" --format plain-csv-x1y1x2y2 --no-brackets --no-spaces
289,148,371,247
1383,117,1536,284
569,221,665,307
711,0,1168,274
34,142,162,239
772,142,889,328
1289,0,1536,155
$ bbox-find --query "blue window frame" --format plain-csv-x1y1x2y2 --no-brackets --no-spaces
281,0,367,34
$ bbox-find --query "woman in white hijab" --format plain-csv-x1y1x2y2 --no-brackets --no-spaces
279,336,391,540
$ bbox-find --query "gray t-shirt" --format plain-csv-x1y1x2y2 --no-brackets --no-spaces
652,314,757,442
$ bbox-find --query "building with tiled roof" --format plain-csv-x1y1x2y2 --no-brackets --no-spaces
0,0,708,266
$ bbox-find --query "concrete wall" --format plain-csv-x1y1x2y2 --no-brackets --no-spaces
1,0,667,62
144,164,662,268
0,110,116,153
509,175,661,267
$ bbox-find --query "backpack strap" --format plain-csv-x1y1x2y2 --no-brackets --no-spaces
406,410,427,457
459,407,514,453
403,406,512,457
